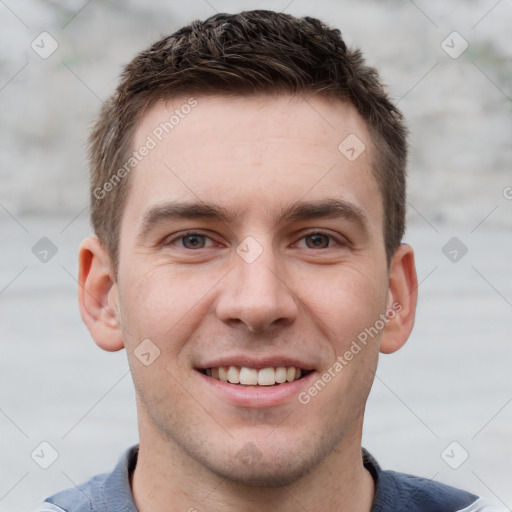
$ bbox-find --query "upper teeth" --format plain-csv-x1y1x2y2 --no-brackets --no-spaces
206,366,303,386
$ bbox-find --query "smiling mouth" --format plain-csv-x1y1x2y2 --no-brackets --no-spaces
200,366,312,386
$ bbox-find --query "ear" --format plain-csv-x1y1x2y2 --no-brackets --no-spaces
78,236,124,352
379,243,418,354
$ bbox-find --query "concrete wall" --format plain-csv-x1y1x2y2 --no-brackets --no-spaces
1,0,511,226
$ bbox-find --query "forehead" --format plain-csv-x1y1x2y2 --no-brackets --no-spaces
124,94,382,230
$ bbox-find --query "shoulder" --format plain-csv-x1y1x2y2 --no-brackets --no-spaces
33,445,139,512
362,450,503,512
380,470,503,512
33,472,108,512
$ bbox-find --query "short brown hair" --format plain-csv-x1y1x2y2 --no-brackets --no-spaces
88,10,407,272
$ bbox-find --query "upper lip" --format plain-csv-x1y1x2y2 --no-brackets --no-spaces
196,355,315,371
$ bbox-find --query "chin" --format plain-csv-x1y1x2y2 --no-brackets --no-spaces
209,456,313,488
197,437,334,488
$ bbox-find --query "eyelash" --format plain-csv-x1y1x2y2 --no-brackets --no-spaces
294,230,345,249
166,231,217,249
164,230,347,250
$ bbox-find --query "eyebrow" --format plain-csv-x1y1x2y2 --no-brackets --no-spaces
137,198,369,241
279,198,369,232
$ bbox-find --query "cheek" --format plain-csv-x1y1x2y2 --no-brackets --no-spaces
295,265,387,418
116,261,222,350
294,263,388,344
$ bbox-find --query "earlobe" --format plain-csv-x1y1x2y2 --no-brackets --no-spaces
78,237,125,352
379,243,418,355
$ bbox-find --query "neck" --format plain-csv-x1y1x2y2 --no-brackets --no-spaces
131,422,375,512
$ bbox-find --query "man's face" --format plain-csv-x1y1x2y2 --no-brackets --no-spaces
114,95,394,484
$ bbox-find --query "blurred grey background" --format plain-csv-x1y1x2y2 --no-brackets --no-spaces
1,1,511,510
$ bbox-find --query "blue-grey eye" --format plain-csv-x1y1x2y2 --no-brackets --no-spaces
182,234,206,249
305,233,331,249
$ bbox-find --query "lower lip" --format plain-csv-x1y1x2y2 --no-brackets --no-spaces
197,370,316,408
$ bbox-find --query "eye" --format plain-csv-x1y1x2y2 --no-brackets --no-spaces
181,234,207,249
294,231,346,250
304,233,331,249
165,232,215,249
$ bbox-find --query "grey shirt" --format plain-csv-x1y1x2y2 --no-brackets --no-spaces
36,445,501,511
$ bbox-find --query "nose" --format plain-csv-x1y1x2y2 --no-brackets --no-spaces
215,245,298,334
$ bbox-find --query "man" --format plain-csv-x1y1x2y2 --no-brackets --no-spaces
37,10,498,512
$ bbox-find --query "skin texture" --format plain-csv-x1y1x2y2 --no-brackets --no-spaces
78,95,418,511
